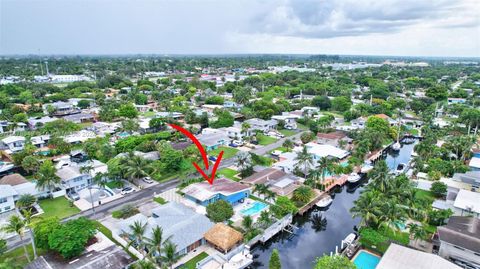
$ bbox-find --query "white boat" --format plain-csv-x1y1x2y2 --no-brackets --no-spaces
0,161,14,173
360,163,373,174
316,195,333,208
347,173,361,183
391,141,401,151
395,163,407,175
343,232,357,246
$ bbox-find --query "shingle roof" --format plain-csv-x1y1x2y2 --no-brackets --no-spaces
0,174,28,186
241,168,287,185
377,243,459,269
437,216,480,253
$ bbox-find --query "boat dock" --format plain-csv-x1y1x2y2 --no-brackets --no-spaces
247,213,293,247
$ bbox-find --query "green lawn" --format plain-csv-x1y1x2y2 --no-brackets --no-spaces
297,123,309,130
153,196,167,204
182,252,208,269
209,146,239,159
0,243,46,268
270,146,288,153
415,189,435,202
36,197,80,221
106,180,123,189
218,168,240,181
142,111,157,117
257,134,278,145
279,129,296,137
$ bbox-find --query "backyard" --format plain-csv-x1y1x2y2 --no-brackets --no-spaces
279,129,296,137
36,196,80,221
182,252,209,269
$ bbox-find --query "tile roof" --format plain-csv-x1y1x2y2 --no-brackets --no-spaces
241,168,287,185
0,173,28,186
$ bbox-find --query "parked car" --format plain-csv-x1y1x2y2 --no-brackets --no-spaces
209,156,217,162
142,177,154,184
232,140,244,146
228,143,238,148
121,187,135,195
67,191,80,201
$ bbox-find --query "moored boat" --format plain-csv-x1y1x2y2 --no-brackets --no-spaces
347,172,361,183
316,195,333,208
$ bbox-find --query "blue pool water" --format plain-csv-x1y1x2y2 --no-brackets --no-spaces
323,161,350,177
241,201,268,216
353,251,381,269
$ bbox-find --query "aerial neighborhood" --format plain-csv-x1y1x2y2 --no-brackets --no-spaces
0,55,479,269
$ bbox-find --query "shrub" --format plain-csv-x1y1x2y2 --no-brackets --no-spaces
112,204,139,219
206,200,234,222
153,197,167,205
430,181,447,198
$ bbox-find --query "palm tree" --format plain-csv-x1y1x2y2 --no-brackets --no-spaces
292,186,314,204
282,139,294,152
21,209,37,259
379,200,406,233
264,190,276,203
123,155,154,185
311,214,327,232
236,152,252,177
2,215,30,262
369,160,390,193
16,194,36,210
241,122,251,141
128,220,148,256
294,145,314,178
350,191,382,228
258,210,271,228
252,184,268,197
242,216,254,233
161,241,184,269
146,226,172,265
407,223,428,244
316,157,335,184
35,160,60,195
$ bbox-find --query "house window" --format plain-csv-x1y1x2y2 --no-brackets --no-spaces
0,197,7,204
4,206,11,211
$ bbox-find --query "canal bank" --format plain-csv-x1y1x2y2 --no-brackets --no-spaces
251,139,419,268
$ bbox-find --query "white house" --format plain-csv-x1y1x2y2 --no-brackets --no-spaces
56,165,92,193
272,112,301,129
245,118,278,133
305,142,350,160
1,136,26,153
0,174,51,214
452,189,480,218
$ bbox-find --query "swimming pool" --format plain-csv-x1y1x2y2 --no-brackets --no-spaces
241,201,268,216
353,250,381,269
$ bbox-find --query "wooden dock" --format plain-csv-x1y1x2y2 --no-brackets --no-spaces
298,189,325,215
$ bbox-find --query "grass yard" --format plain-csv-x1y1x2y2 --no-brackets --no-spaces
279,129,296,137
36,196,80,221
181,252,209,269
106,180,124,189
217,168,240,181
270,146,289,153
415,189,435,202
142,111,157,117
257,134,278,145
297,123,309,130
0,243,46,268
209,146,239,159
153,196,167,204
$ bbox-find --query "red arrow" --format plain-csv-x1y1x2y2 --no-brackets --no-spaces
169,123,209,170
168,123,224,185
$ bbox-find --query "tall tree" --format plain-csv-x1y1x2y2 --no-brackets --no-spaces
1,215,30,262
294,145,314,178
35,160,60,195
269,249,281,269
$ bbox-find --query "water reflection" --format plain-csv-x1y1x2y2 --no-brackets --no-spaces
251,140,418,268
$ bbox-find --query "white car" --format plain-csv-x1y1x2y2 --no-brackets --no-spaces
121,187,135,195
142,177,154,184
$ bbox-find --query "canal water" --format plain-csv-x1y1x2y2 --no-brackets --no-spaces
251,139,418,268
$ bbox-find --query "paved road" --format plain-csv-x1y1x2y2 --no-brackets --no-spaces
5,179,179,250
6,130,307,250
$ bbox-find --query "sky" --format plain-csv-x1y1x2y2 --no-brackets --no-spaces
1,0,479,57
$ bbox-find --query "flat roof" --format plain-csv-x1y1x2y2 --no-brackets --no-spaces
453,189,480,214
183,177,249,202
377,243,460,269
